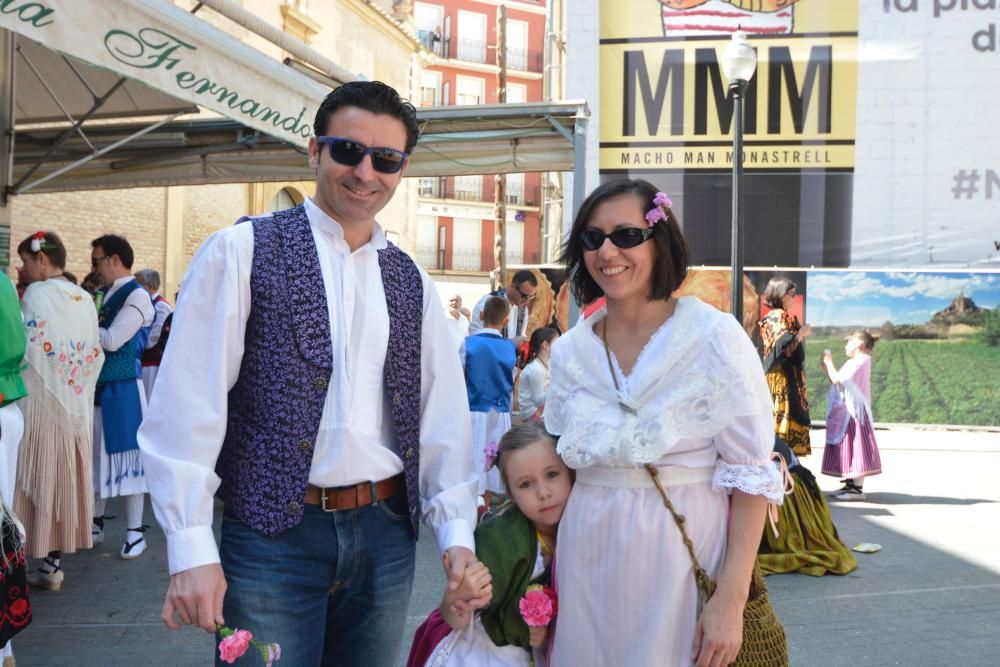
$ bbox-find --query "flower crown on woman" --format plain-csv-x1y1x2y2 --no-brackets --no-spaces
29,231,49,253
644,192,673,227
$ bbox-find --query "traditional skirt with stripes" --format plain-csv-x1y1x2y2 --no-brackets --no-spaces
758,465,857,576
821,413,882,480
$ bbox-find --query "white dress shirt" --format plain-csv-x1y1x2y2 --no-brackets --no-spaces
100,276,154,350
138,198,477,574
468,291,527,339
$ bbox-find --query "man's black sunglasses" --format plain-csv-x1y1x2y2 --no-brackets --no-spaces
315,136,409,174
580,227,655,251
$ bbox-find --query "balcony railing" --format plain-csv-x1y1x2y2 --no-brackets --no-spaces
456,38,486,63
416,245,541,272
417,183,542,207
417,29,445,56
505,184,541,206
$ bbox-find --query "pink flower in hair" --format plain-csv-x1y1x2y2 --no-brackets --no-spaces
653,191,673,208
484,441,499,471
644,207,667,227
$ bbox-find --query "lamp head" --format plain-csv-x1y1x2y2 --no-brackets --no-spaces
722,30,757,87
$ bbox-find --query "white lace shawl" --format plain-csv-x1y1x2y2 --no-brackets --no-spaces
544,297,783,502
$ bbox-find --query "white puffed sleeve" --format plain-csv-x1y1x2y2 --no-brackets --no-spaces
707,315,785,503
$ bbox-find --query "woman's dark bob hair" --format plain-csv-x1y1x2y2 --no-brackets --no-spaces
761,277,796,310
560,179,689,305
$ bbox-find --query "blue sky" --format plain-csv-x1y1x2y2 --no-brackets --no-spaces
806,272,1000,326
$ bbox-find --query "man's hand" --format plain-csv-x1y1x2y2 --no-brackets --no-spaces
162,563,227,634
443,547,491,613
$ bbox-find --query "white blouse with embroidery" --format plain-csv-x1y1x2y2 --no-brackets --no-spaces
544,296,783,502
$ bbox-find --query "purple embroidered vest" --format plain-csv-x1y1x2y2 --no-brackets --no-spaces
215,205,424,537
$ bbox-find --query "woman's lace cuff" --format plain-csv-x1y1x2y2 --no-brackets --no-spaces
712,461,785,503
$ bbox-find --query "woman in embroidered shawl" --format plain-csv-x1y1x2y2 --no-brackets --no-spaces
544,180,784,667
758,278,813,456
13,232,103,591
820,331,883,500
407,423,569,667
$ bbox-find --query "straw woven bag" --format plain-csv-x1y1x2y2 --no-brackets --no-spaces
644,464,789,667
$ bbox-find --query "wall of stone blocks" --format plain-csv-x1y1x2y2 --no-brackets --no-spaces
9,188,168,281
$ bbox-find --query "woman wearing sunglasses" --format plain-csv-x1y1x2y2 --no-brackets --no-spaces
543,179,785,667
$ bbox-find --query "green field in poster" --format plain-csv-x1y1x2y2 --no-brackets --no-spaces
805,336,1000,428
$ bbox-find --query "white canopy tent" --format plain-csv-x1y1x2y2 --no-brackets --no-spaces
0,0,588,254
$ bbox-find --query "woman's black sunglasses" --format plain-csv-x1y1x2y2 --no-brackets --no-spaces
315,136,409,174
580,227,655,251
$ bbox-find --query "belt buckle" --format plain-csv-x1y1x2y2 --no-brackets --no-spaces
319,487,339,513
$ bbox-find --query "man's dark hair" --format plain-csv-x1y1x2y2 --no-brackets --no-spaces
313,81,420,153
17,230,67,269
762,278,796,310
511,269,538,289
482,295,511,327
560,178,689,305
91,234,135,269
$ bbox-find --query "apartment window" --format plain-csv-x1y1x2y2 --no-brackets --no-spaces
456,75,485,106
419,71,440,107
418,177,440,197
414,3,443,54
505,173,525,205
457,10,486,63
506,20,528,71
454,175,482,201
506,83,527,104
452,217,482,270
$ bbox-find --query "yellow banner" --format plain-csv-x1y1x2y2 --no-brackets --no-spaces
600,144,854,171
600,1,858,171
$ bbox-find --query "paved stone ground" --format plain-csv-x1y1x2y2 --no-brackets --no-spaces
12,427,999,666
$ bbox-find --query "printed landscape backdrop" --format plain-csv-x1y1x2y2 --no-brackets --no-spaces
803,271,1000,427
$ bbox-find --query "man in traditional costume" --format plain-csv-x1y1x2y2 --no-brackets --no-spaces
90,235,154,559
134,269,173,400
139,81,481,666
468,270,538,343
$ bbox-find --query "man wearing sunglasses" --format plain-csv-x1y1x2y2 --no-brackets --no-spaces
468,269,539,345
139,81,480,666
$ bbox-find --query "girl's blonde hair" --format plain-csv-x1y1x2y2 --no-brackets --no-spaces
496,422,558,494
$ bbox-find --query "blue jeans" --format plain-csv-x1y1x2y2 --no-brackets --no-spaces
217,493,416,666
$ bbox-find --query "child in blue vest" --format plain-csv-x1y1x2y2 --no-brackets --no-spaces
461,296,518,503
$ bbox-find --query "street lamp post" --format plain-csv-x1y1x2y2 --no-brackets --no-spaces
721,30,757,325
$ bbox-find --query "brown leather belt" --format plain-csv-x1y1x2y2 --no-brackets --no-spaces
304,473,405,512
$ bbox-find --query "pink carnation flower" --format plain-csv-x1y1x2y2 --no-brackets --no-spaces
653,191,673,208
519,588,555,627
644,207,667,227
218,629,253,664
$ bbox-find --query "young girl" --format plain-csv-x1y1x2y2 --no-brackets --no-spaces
517,328,559,422
821,331,883,500
407,423,571,667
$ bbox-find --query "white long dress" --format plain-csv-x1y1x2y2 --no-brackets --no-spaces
544,297,784,667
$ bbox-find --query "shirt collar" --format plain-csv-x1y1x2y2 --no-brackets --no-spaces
475,327,503,337
305,197,387,251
